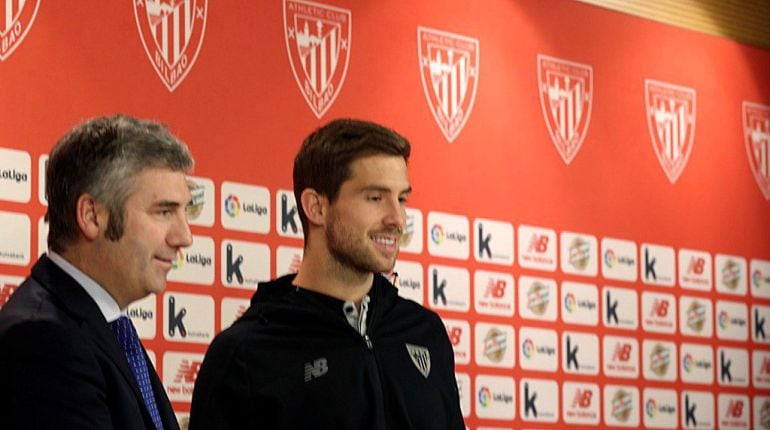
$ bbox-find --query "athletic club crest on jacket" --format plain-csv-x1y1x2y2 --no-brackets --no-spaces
537,55,593,165
0,0,40,61
283,0,351,119
645,79,696,183
418,26,479,144
743,101,770,200
133,0,208,92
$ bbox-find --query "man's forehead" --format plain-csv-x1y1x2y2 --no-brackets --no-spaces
346,156,409,190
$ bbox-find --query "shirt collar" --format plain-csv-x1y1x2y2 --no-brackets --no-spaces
48,250,123,322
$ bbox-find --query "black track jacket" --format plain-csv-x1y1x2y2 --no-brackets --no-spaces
189,273,464,429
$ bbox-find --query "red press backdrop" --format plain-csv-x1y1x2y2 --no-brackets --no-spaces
1,1,769,428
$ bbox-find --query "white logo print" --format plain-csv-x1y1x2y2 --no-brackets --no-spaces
417,26,479,143
645,79,696,183
133,0,208,92
283,0,351,118
304,357,328,382
406,343,431,378
0,0,40,61
743,101,770,199
538,55,593,164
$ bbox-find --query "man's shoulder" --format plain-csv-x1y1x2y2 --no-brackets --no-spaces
0,274,65,329
386,292,442,321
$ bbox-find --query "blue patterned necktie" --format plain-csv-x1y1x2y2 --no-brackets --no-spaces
110,316,165,430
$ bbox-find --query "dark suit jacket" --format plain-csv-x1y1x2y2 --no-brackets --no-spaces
0,255,179,430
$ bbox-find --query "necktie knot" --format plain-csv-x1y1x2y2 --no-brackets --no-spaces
110,316,165,430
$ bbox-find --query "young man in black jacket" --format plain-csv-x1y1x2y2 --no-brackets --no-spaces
190,119,464,429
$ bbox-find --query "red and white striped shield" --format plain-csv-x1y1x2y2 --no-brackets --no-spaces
538,55,593,165
645,79,696,183
743,101,770,200
134,0,208,92
418,27,479,144
283,0,351,119
0,0,39,61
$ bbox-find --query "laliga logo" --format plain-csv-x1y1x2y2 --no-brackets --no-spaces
522,338,535,358
537,55,593,164
645,399,657,418
645,79,696,183
417,26,479,143
430,224,444,245
172,248,184,270
224,194,240,218
0,0,40,61
604,249,616,268
754,269,765,289
564,293,576,313
683,353,694,373
718,310,729,330
283,0,351,118
742,101,770,200
478,386,491,407
133,0,208,92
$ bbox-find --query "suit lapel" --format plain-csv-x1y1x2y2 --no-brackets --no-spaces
31,256,162,427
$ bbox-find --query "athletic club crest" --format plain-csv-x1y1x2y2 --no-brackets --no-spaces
645,79,696,183
537,55,593,164
0,0,40,61
405,343,431,378
283,0,351,119
743,101,770,200
133,0,208,92
418,26,479,143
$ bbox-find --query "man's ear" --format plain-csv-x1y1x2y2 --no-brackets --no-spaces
300,188,328,227
75,194,106,241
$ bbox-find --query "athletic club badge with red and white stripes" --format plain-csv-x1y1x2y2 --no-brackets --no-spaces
134,0,208,92
645,79,696,184
284,0,351,119
418,27,479,144
0,0,40,61
743,101,770,200
538,55,593,165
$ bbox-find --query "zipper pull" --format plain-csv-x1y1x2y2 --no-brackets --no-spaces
364,334,373,350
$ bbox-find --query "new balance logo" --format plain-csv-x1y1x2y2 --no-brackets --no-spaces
174,360,202,384
304,357,328,382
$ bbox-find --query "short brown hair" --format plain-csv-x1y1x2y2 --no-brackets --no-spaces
293,119,411,235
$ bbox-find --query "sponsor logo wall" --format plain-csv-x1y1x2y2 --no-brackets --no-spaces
0,1,769,429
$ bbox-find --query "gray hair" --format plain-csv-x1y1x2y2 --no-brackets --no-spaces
46,114,194,252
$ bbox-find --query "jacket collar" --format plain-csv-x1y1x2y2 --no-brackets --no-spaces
31,255,163,427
